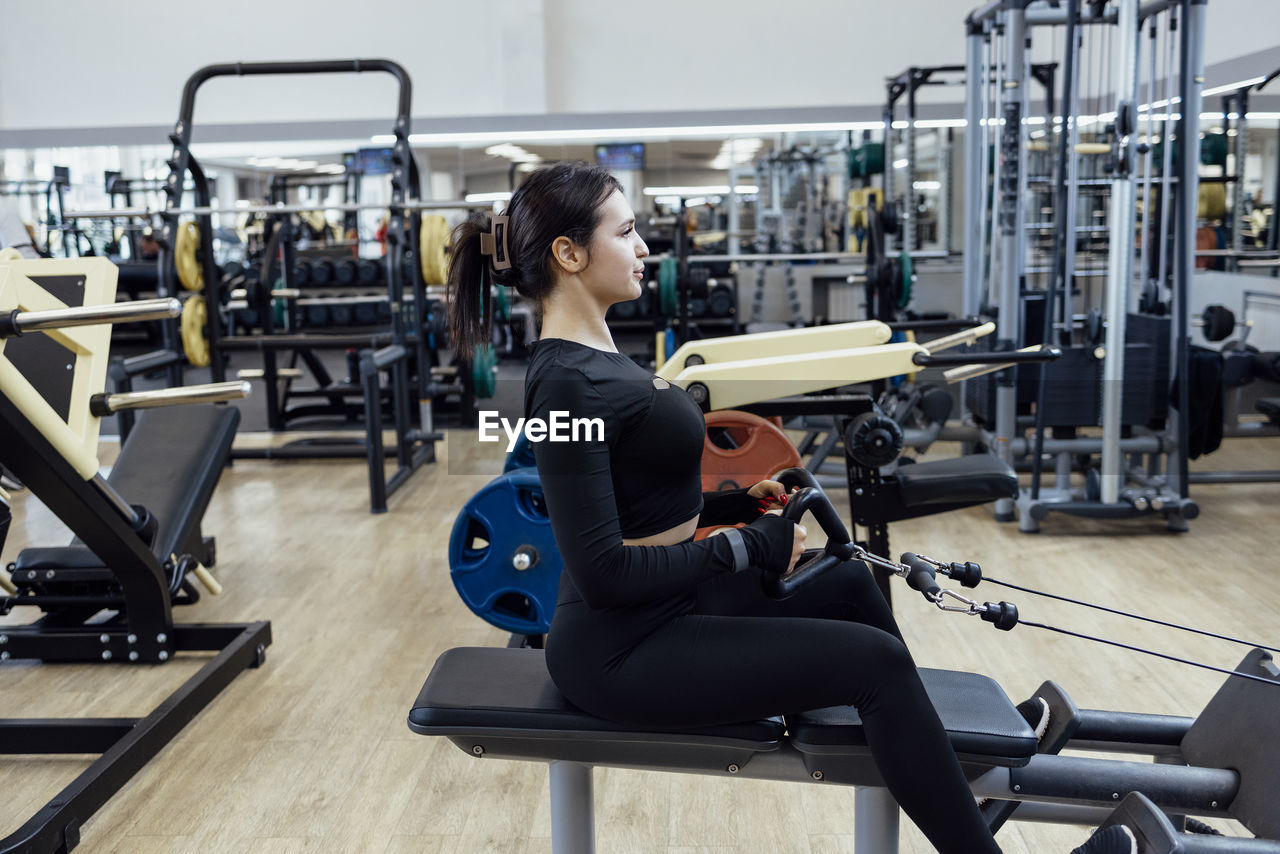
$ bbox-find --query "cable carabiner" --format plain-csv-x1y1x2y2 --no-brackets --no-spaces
933,587,984,616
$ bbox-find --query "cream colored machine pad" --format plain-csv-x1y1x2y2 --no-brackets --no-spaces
0,257,119,479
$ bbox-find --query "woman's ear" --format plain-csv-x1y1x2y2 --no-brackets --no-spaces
550,236,587,274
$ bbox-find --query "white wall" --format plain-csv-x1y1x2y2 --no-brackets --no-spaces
1,0,1277,134
0,0,544,131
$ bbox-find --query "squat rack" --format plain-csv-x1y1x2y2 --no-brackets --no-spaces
159,60,434,512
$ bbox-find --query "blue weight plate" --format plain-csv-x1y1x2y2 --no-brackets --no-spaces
448,468,561,635
502,432,538,472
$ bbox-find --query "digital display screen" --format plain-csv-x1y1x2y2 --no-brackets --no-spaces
595,143,645,171
356,147,395,175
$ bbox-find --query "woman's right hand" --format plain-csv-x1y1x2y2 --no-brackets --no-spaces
762,505,807,576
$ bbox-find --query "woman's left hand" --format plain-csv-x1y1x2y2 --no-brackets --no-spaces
748,480,786,501
749,480,798,514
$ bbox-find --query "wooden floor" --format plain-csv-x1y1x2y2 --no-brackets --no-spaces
1,430,1278,853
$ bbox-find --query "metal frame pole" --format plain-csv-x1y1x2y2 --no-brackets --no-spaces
1170,0,1207,503
853,787,900,854
986,24,1005,317
943,127,955,255
1064,25,1083,336
994,5,1026,521
963,22,986,317
549,761,595,854
906,72,918,253
1031,0,1080,503
1230,89,1249,268
1156,9,1177,294
1100,0,1141,505
1138,18,1158,291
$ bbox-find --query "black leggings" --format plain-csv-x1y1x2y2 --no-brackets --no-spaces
546,561,1002,854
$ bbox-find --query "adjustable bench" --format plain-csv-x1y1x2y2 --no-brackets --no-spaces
9,403,238,611
409,646,1037,854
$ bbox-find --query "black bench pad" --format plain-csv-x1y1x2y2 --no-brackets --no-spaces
13,547,112,570
409,647,783,745
896,455,1019,508
787,668,1037,766
410,648,1036,771
14,404,239,572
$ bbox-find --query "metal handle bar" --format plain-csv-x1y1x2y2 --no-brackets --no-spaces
913,345,1062,368
89,380,252,417
180,60,411,129
762,468,855,599
0,298,180,338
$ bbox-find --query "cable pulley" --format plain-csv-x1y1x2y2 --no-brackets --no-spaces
893,549,1280,689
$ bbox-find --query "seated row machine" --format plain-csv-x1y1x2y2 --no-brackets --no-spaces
412,469,1280,854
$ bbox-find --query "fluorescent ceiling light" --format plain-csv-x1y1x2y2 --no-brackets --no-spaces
465,191,513,203
643,185,758,196
683,197,708,207
372,121,885,148
892,159,909,169
246,156,320,171
485,143,542,164
913,181,941,190
1201,76,1267,97
710,137,763,170
891,119,968,129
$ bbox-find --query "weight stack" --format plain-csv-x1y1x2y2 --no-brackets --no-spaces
965,313,1170,429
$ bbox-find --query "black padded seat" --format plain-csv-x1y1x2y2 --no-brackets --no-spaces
12,547,113,570
14,405,239,571
787,668,1037,767
410,648,786,774
410,649,1038,783
1257,397,1280,426
895,454,1018,508
411,647,783,743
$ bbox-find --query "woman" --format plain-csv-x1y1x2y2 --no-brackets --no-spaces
448,161,1132,854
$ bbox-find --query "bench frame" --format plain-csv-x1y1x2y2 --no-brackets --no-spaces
0,395,272,854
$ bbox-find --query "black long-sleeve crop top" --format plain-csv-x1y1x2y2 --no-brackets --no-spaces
523,338,795,610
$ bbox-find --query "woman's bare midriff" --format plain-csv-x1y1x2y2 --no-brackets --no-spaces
620,513,701,547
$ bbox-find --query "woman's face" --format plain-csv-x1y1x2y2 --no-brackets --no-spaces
581,190,649,305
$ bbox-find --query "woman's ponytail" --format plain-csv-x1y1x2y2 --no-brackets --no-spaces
446,217,490,356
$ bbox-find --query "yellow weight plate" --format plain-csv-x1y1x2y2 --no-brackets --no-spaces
181,294,210,367
848,187,881,231
1198,183,1228,221
175,221,203,291
420,214,450,285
